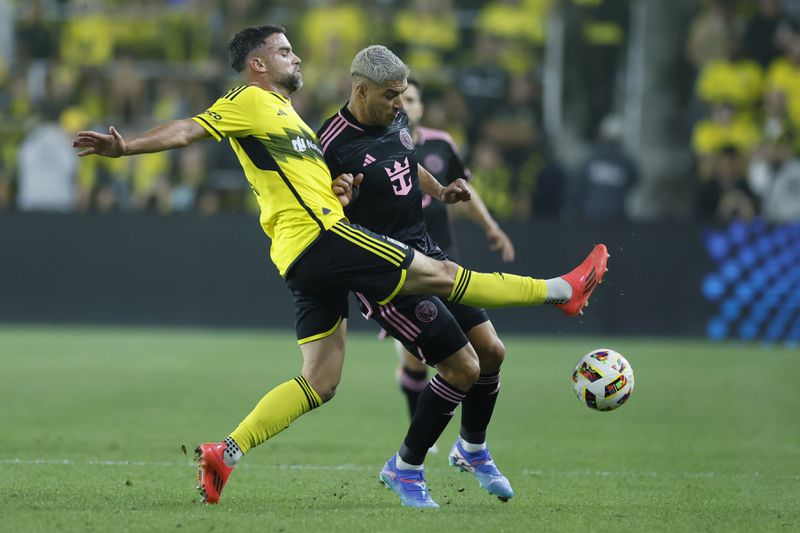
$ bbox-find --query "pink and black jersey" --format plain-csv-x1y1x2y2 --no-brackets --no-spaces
415,127,471,256
318,105,440,255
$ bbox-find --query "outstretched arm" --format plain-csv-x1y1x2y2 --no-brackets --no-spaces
452,187,516,262
72,119,210,158
418,164,471,204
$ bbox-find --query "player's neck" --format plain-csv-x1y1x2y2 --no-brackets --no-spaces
248,77,291,98
346,99,372,126
410,126,419,143
263,83,291,98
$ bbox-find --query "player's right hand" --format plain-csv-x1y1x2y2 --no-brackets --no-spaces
332,173,363,206
72,126,127,158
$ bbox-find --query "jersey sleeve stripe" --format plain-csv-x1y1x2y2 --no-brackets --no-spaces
336,110,364,132
222,86,239,99
318,116,344,145
321,119,349,154
192,115,224,141
226,85,249,100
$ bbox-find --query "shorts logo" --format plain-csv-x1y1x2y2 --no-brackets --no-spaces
415,300,438,323
400,128,414,150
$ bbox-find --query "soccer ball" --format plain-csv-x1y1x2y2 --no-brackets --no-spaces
571,349,634,411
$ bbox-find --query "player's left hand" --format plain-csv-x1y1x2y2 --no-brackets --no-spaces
332,173,363,206
440,178,471,204
486,225,515,262
72,126,127,158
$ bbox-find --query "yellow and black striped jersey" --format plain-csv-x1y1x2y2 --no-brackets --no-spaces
192,85,345,276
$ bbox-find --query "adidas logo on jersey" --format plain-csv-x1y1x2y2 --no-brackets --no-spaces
363,154,376,167
277,109,287,116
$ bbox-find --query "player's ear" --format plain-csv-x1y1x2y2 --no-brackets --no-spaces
250,56,267,73
355,82,368,101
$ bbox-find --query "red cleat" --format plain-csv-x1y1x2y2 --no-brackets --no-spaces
195,442,234,504
556,244,609,316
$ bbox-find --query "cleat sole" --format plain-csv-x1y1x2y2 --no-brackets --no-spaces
194,445,209,504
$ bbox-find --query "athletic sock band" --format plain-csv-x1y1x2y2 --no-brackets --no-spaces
448,267,547,308
400,375,466,465
229,376,323,453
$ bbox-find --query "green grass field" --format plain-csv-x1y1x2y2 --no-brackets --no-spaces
1,326,798,532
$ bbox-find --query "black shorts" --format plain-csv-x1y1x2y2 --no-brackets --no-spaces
285,220,414,344
355,292,489,366
418,244,488,334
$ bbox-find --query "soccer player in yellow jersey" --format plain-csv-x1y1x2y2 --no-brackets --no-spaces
72,25,609,506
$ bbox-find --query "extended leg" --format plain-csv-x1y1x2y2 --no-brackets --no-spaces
195,321,347,504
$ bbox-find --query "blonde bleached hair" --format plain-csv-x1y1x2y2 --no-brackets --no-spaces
350,45,410,84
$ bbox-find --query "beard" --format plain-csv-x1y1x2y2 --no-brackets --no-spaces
279,71,303,94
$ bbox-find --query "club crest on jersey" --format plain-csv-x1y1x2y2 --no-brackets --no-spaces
423,153,445,174
415,300,438,323
400,128,414,150
385,157,413,196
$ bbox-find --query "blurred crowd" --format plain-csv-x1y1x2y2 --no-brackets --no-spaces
1,0,635,222
688,0,800,224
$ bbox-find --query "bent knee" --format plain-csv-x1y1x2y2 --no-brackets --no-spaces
405,257,460,298
317,384,338,403
304,376,340,403
437,346,480,391
478,338,506,371
463,356,481,384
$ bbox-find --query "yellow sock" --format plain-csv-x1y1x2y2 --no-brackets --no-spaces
448,267,547,308
228,376,323,453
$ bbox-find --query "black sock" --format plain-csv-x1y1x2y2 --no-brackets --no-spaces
399,367,429,419
460,372,500,444
399,374,466,465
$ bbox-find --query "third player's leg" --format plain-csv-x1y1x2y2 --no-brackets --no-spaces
398,344,429,419
401,345,427,373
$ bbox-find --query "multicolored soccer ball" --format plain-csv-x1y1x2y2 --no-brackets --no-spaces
571,349,634,411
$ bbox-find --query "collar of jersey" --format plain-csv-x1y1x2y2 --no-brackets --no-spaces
340,103,400,133
268,91,291,105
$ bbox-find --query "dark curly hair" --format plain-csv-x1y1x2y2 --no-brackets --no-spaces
227,25,286,73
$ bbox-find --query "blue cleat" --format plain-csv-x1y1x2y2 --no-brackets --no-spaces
448,440,515,501
379,454,439,508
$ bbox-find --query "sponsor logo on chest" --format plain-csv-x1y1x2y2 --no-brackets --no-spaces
291,136,322,156
384,157,413,196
